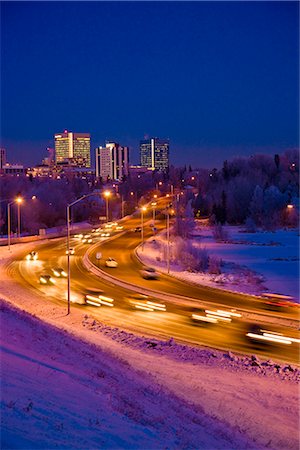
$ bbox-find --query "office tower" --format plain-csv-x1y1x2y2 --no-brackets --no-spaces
140,137,169,171
95,142,129,180
0,148,6,169
54,131,91,167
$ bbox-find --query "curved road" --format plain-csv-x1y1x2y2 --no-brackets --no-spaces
6,213,300,364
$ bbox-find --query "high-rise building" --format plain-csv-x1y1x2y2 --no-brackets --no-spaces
54,131,91,167
140,137,169,171
95,142,129,180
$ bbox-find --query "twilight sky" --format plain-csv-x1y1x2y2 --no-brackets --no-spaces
1,1,299,168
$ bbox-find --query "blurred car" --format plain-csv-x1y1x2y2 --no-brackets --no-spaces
140,267,159,280
245,324,294,346
134,227,142,232
66,247,75,255
51,267,67,278
26,251,38,261
261,293,295,311
84,289,114,307
116,225,124,231
125,294,166,311
191,308,241,324
101,232,110,237
39,274,56,285
105,257,118,268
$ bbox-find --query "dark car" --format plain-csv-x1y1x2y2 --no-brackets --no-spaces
134,227,142,232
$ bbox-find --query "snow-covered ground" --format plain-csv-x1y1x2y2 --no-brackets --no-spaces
1,241,299,449
137,226,299,302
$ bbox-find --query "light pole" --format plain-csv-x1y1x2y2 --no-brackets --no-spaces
166,205,174,274
104,190,111,223
121,195,125,218
66,193,99,314
7,196,23,251
151,201,157,226
141,206,147,250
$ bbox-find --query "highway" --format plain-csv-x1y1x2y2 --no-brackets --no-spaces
7,211,300,365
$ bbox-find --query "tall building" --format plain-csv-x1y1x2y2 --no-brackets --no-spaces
54,131,91,167
95,142,129,180
140,137,169,171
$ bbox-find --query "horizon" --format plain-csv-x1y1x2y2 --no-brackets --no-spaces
1,1,299,169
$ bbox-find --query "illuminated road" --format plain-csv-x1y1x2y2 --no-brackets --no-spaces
7,211,300,364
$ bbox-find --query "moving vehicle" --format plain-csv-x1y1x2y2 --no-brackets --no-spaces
39,274,56,285
140,267,159,280
125,294,166,311
84,289,114,307
134,227,142,232
51,267,67,278
26,251,38,261
105,257,118,268
66,247,75,255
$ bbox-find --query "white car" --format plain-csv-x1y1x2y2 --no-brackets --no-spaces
66,247,75,255
139,267,159,280
101,232,110,237
39,274,56,285
105,257,118,268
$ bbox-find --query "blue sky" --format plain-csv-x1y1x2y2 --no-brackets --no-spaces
1,1,299,168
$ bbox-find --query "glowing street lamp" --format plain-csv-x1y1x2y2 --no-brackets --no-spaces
287,204,294,210
141,206,147,250
103,190,111,223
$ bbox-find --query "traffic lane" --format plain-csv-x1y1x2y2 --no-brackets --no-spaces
89,232,299,320
14,243,300,364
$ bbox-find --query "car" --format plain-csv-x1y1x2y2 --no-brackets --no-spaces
51,267,67,278
39,274,56,285
105,257,118,268
84,289,114,307
116,225,124,231
125,294,166,311
66,247,75,255
139,267,159,280
26,251,38,261
101,232,110,237
134,227,142,232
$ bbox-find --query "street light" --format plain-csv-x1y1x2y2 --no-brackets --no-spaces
141,206,147,250
104,190,111,223
151,201,157,226
66,193,100,314
7,196,23,251
166,205,174,274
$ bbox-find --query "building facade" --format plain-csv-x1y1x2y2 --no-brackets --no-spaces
96,142,129,180
54,131,91,167
139,137,169,171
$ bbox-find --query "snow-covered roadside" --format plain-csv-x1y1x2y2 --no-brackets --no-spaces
137,226,299,301
1,244,299,449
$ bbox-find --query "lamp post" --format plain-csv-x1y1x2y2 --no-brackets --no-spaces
151,201,157,227
7,196,23,251
141,206,147,250
121,195,125,218
66,193,99,314
166,205,174,274
104,190,111,223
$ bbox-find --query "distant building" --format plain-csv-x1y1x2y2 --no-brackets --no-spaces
0,148,6,169
95,142,129,180
3,163,26,175
140,137,169,172
54,131,91,167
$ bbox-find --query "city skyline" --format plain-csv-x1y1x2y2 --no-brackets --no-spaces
1,1,299,168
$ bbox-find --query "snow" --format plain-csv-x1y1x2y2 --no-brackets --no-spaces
1,240,299,450
137,226,299,302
